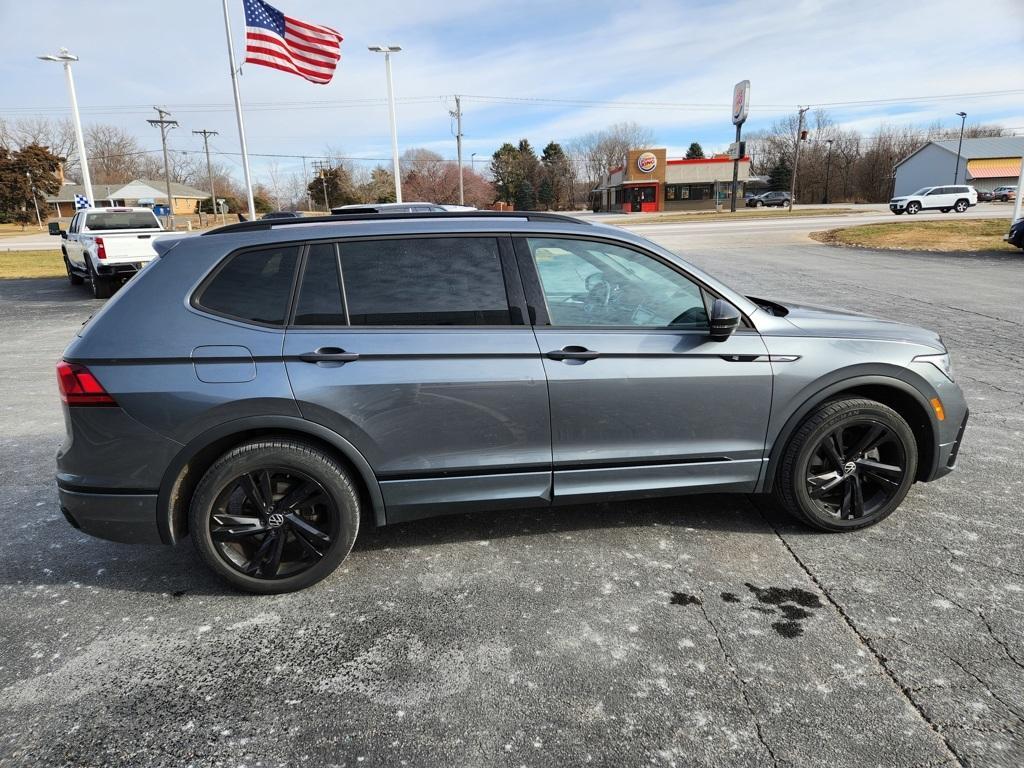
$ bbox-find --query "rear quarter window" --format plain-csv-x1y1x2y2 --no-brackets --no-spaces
195,245,300,326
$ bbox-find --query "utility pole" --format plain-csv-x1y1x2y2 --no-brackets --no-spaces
148,107,179,230
953,111,967,184
26,171,43,229
302,156,312,212
193,129,220,226
450,94,464,205
312,160,331,211
822,138,834,205
788,106,809,212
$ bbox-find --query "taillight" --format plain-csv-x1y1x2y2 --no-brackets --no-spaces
95,237,107,260
56,361,116,406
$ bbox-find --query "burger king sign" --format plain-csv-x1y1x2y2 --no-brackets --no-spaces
636,152,658,173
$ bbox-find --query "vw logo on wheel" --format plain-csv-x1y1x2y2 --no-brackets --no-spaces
843,461,857,476
267,512,285,528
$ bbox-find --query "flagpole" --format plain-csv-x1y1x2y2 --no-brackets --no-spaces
222,0,256,220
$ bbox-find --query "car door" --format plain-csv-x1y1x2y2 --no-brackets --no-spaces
925,187,948,210
283,235,552,524
516,235,773,504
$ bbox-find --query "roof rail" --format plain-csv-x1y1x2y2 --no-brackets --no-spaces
201,210,591,236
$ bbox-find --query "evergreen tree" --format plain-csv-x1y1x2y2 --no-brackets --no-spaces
0,144,62,220
769,157,792,191
537,174,555,209
685,142,705,159
490,143,522,204
540,141,572,209
514,180,537,211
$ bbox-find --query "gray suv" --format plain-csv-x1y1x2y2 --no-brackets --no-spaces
55,212,968,593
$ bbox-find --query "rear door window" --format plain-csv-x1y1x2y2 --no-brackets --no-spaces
196,246,300,326
294,243,346,325
339,237,512,326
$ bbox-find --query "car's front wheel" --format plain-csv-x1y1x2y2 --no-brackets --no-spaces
189,439,360,593
64,255,83,285
905,201,921,214
775,398,917,531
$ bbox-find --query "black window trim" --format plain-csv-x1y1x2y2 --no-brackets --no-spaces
511,233,756,333
288,241,350,327
284,232,529,331
190,242,304,330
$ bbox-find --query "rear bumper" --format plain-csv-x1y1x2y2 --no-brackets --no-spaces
95,261,147,277
58,483,162,544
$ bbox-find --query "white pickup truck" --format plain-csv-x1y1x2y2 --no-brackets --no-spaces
50,207,170,298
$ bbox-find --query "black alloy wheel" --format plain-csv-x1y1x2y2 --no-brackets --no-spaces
209,467,337,580
776,398,917,531
190,439,360,593
804,421,906,522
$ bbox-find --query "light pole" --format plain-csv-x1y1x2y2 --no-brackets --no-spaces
26,172,43,228
38,48,94,208
953,111,967,184
822,139,834,204
368,45,403,203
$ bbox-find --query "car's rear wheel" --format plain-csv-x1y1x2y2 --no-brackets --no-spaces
64,255,83,285
189,439,360,593
954,199,969,212
905,201,921,214
775,398,917,531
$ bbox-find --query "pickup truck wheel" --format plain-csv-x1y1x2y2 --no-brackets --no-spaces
87,263,113,299
64,256,84,285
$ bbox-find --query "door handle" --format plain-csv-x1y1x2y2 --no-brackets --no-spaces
547,345,600,361
298,347,360,363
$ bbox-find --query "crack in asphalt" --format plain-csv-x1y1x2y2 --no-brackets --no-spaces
752,501,967,768
692,589,781,767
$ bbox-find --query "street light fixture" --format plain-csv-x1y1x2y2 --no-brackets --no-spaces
368,45,403,203
954,111,967,184
38,48,94,208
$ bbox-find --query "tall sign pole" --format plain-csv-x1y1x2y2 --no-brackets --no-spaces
222,0,256,221
730,80,750,213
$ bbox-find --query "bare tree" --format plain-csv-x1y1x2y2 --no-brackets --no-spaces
569,121,657,190
86,124,144,183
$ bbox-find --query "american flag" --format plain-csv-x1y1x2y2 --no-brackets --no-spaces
243,0,342,85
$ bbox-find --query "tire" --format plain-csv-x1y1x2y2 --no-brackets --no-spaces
940,208,950,213
87,261,114,299
64,255,83,285
905,201,921,215
893,210,903,215
189,439,360,594
954,199,969,213
774,398,918,532
755,200,763,207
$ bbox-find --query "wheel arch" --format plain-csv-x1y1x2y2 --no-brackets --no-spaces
156,415,386,545
761,375,938,493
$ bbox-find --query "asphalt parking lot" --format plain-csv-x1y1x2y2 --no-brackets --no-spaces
1,227,1021,767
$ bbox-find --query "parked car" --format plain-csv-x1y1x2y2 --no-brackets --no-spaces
1006,218,1024,250
49,207,168,299
746,191,791,208
262,211,303,220
55,211,968,593
975,189,994,202
991,186,1017,202
331,202,446,214
889,185,977,215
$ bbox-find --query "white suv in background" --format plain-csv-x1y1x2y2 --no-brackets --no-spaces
889,185,977,215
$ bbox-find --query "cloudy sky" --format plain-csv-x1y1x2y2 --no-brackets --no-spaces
2,0,1022,183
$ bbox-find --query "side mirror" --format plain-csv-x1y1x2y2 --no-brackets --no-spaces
48,222,63,236
709,299,742,341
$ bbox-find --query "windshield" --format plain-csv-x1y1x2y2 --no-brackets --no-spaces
84,211,160,231
911,188,933,196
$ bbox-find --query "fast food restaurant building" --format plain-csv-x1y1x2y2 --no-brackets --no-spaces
594,148,751,213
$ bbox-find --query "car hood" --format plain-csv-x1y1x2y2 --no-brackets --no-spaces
890,197,907,202
756,298,945,350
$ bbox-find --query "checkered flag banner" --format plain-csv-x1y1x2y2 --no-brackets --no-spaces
74,194,89,210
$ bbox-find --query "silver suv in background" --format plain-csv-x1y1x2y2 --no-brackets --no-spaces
889,185,977,215
55,212,968,593
991,185,1017,202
